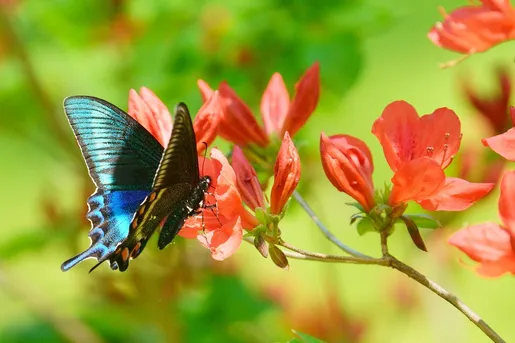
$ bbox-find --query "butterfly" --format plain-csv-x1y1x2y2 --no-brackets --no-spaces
61,96,211,272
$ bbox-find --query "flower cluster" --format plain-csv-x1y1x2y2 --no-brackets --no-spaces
121,44,513,272
321,100,494,249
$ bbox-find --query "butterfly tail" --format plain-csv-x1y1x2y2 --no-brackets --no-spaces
61,245,103,271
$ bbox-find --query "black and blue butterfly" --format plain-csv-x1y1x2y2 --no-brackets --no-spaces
61,96,211,272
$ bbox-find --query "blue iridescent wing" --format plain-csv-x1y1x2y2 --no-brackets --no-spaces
61,96,164,271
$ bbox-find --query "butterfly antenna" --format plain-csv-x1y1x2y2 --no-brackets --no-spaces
201,141,208,176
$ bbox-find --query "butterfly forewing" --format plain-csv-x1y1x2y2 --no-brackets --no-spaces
152,103,200,190
61,96,163,272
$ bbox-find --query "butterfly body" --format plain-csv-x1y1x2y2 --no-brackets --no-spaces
105,177,210,272
61,96,209,272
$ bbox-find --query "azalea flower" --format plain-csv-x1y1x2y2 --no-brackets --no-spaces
128,86,221,153
320,133,376,212
178,149,245,261
372,101,494,211
197,62,320,147
449,170,515,277
233,132,301,219
482,106,515,160
428,0,515,67
321,101,493,213
231,132,301,267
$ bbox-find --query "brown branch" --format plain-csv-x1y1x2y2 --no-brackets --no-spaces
385,256,505,343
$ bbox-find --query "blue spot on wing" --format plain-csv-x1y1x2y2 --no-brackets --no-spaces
61,96,164,271
61,190,149,271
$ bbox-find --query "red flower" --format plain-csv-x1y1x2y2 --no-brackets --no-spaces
320,133,375,212
428,0,515,66
463,67,512,134
449,170,515,277
232,132,301,222
198,62,320,146
482,106,515,160
128,87,221,153
372,101,494,211
178,148,245,261
270,132,301,214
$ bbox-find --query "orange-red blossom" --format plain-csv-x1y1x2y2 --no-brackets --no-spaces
321,100,494,212
232,132,301,228
428,0,515,66
449,170,515,277
198,62,320,147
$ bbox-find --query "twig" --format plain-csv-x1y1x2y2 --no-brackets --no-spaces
279,240,387,265
380,230,389,256
385,256,505,343
292,191,371,258
287,195,505,342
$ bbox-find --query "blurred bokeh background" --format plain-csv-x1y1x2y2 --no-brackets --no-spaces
1,0,514,342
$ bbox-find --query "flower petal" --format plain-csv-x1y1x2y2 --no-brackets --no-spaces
218,82,269,147
320,133,375,212
417,177,494,211
270,132,301,214
261,72,290,137
128,87,172,147
418,108,462,170
197,79,216,102
232,145,265,210
389,157,445,206
198,216,243,261
210,148,245,219
193,91,221,154
498,170,515,230
372,101,420,172
449,222,515,277
482,127,515,161
281,62,320,137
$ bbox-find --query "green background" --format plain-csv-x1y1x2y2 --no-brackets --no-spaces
1,0,514,342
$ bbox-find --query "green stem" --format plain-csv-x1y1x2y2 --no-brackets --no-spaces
292,190,371,258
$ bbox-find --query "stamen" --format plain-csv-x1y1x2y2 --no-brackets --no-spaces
426,146,435,157
440,144,449,167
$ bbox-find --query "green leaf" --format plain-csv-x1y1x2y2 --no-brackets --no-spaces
288,330,327,343
350,213,365,225
404,214,442,229
356,217,375,236
400,215,427,252
346,202,364,212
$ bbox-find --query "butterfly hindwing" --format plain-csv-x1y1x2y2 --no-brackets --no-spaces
61,96,163,271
